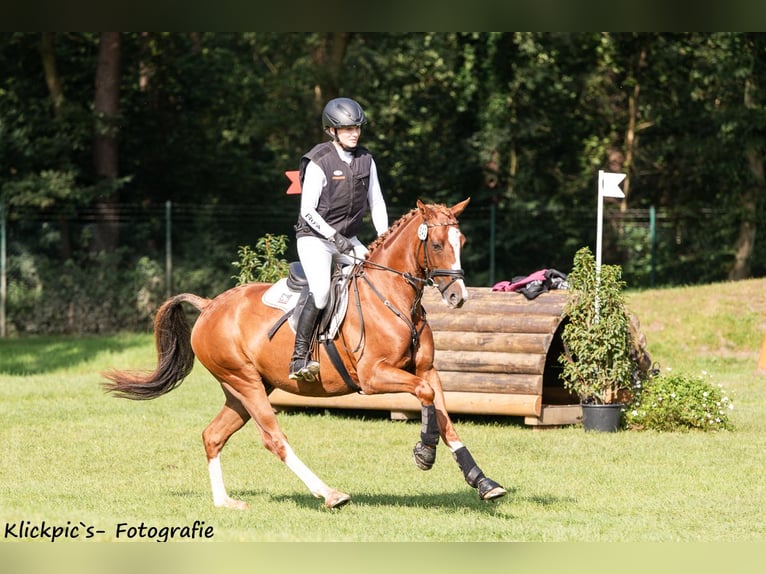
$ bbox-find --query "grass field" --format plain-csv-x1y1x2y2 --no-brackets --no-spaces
1,278,765,544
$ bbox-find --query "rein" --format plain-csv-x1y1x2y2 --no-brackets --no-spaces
339,216,464,370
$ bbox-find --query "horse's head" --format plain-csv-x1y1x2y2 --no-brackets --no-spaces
415,198,471,309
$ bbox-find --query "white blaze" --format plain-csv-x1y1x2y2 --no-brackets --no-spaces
448,227,469,300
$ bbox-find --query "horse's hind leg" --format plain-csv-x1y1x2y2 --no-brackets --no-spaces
203,388,251,509
219,374,351,510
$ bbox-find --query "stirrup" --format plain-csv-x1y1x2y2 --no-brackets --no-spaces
289,359,320,383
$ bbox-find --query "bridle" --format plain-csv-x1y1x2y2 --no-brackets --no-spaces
351,216,466,295
414,219,466,296
341,215,466,358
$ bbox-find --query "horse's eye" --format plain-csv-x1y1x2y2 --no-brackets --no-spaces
431,242,443,251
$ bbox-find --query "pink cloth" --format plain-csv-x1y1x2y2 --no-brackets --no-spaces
492,269,548,292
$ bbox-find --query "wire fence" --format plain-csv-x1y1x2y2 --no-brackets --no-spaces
0,200,758,336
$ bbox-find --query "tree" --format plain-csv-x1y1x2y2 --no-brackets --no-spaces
92,32,122,253
729,33,766,280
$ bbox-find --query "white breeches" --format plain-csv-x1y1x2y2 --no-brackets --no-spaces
296,235,367,309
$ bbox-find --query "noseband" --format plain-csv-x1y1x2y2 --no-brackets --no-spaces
415,220,465,295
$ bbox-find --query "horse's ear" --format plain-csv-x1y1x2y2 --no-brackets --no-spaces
450,197,471,217
417,199,429,216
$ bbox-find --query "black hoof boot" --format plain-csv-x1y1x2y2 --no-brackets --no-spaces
413,441,437,471
477,477,507,501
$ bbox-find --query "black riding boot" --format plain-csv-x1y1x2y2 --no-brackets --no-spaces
289,293,322,382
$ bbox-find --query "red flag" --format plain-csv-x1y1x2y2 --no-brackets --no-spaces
285,170,301,195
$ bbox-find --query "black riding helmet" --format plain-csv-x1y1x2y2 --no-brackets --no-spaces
322,97,367,142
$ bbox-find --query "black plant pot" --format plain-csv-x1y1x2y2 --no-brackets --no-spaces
581,403,623,432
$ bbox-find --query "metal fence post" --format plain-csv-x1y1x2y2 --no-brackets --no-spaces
166,200,172,298
489,201,496,286
650,205,656,288
1,199,6,338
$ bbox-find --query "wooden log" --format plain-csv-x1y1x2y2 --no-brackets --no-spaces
423,286,568,307
427,299,567,317
433,350,545,375
432,331,553,354
427,313,562,334
524,404,582,427
439,371,541,394
269,286,574,424
438,371,542,394
269,388,542,417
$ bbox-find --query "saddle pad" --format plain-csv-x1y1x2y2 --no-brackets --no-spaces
262,277,350,341
261,278,301,313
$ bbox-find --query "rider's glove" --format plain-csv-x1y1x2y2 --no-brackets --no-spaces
331,232,354,255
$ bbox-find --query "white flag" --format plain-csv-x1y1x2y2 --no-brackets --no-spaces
599,170,626,199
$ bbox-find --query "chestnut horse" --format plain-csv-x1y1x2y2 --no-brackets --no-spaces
103,199,506,509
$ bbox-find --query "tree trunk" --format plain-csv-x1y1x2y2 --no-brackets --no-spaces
311,32,351,139
40,32,72,259
620,46,647,212
41,32,64,115
729,147,762,280
93,32,122,253
729,76,763,280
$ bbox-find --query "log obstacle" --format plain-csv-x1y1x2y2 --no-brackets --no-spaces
268,286,581,427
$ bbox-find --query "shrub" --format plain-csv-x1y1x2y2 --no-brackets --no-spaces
6,250,165,334
558,246,637,404
232,234,290,285
625,370,734,432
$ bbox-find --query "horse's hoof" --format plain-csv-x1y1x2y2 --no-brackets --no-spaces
325,490,351,509
215,497,249,510
413,441,436,471
477,477,507,501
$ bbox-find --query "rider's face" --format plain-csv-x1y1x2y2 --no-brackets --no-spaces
335,126,361,149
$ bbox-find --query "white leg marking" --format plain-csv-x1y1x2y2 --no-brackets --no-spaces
283,443,331,499
448,441,465,453
208,454,248,509
208,454,229,506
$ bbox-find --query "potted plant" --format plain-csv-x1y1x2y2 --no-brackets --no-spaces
558,246,636,431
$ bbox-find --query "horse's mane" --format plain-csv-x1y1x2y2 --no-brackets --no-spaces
366,207,420,255
366,202,456,257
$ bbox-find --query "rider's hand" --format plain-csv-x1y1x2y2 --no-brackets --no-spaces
331,232,354,254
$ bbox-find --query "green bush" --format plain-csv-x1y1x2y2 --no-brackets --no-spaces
6,250,165,335
625,370,734,432
232,234,290,285
558,246,637,404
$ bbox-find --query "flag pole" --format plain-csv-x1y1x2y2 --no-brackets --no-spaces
595,170,626,322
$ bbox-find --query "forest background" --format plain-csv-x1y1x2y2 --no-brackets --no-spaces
1,32,765,335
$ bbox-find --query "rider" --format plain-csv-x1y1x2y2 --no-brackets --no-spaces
289,97,389,382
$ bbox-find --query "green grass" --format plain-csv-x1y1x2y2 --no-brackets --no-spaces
1,279,765,542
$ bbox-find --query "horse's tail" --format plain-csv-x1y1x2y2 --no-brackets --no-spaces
101,293,210,400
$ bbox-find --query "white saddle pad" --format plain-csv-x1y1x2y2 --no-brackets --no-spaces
261,277,349,340
262,278,301,313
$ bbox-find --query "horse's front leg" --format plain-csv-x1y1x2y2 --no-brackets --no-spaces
413,401,440,471
419,367,507,501
364,363,506,501
360,361,440,469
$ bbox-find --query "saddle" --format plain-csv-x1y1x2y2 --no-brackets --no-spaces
262,261,352,341
263,261,361,392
